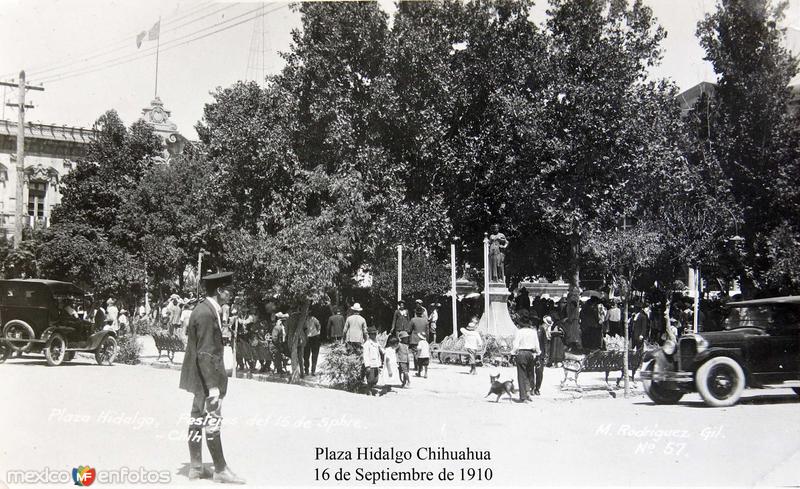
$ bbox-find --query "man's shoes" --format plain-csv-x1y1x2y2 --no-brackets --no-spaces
213,467,246,484
534,389,541,396
188,465,213,480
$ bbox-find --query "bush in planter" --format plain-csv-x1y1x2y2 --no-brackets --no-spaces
115,334,141,365
320,342,364,392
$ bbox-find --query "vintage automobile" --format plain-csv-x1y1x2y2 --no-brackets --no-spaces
642,295,800,407
0,279,118,366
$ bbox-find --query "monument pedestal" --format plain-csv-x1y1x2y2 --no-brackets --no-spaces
477,281,518,337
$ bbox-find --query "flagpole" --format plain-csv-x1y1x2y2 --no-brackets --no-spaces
154,16,161,98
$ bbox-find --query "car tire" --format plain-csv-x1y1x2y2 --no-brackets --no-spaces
642,360,684,405
95,336,118,366
695,356,745,407
44,333,67,366
3,319,35,352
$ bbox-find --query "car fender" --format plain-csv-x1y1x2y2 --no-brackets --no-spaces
693,348,750,380
86,330,117,350
41,326,76,342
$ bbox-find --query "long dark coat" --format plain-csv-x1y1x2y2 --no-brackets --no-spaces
179,299,228,397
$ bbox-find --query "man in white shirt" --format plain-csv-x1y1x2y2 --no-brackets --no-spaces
511,310,540,403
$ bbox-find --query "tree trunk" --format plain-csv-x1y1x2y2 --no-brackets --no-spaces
567,228,582,345
288,299,310,384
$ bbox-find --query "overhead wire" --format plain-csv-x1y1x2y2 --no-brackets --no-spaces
0,1,216,80
37,3,290,85
35,4,265,84
21,3,236,80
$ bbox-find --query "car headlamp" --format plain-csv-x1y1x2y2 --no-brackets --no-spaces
695,335,709,353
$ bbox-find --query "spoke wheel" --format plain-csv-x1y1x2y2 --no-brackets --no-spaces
45,333,67,366
3,320,35,352
95,336,118,366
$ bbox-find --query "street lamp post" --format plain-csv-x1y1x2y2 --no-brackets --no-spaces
451,238,459,340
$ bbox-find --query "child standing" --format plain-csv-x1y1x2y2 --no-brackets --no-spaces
415,332,430,378
460,317,484,375
382,336,400,386
396,331,411,387
362,327,383,396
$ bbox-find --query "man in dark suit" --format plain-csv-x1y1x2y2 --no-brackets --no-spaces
179,272,245,484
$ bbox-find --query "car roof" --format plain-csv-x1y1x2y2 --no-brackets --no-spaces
727,296,800,306
0,279,86,296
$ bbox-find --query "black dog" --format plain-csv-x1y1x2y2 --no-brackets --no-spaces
485,374,515,402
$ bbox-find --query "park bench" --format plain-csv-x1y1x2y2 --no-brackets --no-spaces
559,344,650,392
152,331,186,362
432,334,515,366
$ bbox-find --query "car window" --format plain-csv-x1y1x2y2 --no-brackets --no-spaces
724,306,772,329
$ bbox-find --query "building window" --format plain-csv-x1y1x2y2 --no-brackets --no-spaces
28,181,47,219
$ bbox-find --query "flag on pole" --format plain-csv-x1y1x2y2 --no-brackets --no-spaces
136,31,146,48
148,20,160,41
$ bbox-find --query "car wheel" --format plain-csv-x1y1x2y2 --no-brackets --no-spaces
95,336,118,366
695,356,745,407
3,320,35,352
44,333,67,366
642,360,684,405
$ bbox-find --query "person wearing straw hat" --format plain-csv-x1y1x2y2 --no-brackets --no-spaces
179,271,245,484
460,317,484,375
343,303,368,353
511,309,540,402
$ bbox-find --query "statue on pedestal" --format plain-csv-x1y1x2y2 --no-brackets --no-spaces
488,224,508,282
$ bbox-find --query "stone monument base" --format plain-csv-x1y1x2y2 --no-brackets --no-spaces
477,281,518,337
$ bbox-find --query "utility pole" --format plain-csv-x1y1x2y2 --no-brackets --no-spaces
1,71,44,248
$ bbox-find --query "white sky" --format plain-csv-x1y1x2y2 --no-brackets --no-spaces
1,0,799,140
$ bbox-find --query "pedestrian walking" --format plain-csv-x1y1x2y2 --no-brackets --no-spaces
531,313,549,396
415,332,430,378
396,331,411,387
303,313,322,376
428,303,440,342
343,303,367,353
511,309,540,403
271,313,288,374
168,298,184,336
178,271,245,484
326,306,345,342
408,306,428,367
390,300,410,338
362,327,383,396
460,317,484,375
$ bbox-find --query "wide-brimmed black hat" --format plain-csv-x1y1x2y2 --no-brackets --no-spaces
202,271,233,292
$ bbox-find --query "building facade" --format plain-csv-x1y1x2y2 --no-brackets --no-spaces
0,98,185,240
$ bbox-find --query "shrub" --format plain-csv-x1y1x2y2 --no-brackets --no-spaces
320,342,364,392
132,317,163,336
115,334,141,365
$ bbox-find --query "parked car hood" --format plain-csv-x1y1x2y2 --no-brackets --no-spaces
695,328,767,347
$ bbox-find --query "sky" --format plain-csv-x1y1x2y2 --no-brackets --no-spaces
1,0,800,140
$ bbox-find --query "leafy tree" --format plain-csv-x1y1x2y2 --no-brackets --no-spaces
42,110,161,300
696,0,800,294
524,0,689,299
